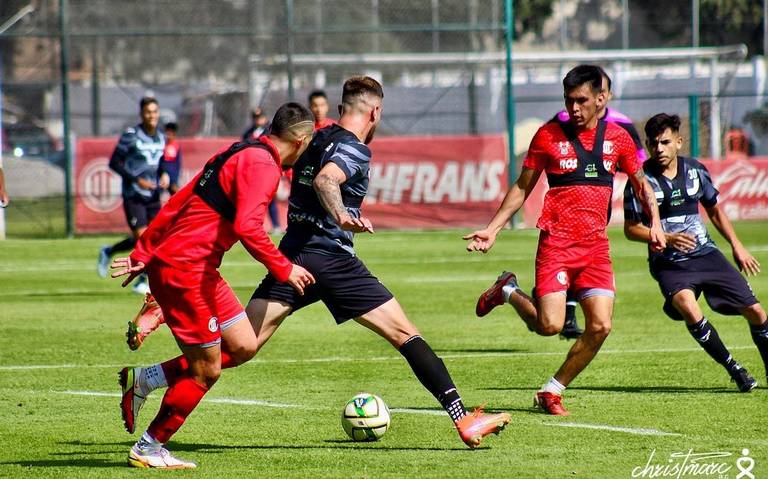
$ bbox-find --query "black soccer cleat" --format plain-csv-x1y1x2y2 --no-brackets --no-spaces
560,314,584,340
728,364,757,392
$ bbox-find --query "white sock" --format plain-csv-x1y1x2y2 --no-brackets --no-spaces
566,301,577,307
136,431,162,451
141,364,167,394
540,377,566,395
501,284,518,303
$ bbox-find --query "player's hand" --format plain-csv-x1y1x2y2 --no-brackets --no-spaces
0,190,8,208
666,232,697,253
649,224,666,252
158,173,170,189
733,244,761,276
463,228,497,253
136,178,157,190
110,257,146,287
286,264,315,295
338,213,374,234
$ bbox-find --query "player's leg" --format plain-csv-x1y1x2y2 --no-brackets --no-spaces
128,202,158,294
129,342,220,469
560,289,584,340
742,304,768,380
99,198,144,277
355,298,510,448
534,293,612,416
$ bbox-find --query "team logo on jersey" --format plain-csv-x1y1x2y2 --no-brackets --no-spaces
558,142,570,155
208,317,219,333
602,141,614,155
585,163,598,178
298,165,315,186
556,271,567,285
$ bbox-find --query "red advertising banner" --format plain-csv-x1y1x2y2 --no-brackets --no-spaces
74,135,768,234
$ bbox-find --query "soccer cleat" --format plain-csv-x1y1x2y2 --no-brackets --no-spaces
476,271,517,317
97,246,110,278
131,279,151,296
533,391,570,416
455,407,511,449
728,364,757,392
560,314,584,340
128,445,197,469
119,367,147,434
126,293,165,351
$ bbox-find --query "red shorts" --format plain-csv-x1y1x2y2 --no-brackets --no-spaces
534,231,615,299
147,262,246,347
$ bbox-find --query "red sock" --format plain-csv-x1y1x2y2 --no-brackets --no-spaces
161,351,236,386
147,377,209,443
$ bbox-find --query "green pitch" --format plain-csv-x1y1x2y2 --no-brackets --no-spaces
1,224,767,478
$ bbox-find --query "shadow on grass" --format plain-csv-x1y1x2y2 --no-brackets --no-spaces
481,385,739,394
0,458,123,468
435,348,531,354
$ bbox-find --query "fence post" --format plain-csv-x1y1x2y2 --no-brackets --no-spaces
60,0,74,237
689,95,700,158
504,0,516,226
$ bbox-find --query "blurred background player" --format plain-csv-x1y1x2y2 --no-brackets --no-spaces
97,96,168,294
0,161,8,207
308,89,337,131
549,66,647,340
161,122,182,195
113,102,316,469
465,65,665,416
128,76,511,449
624,113,768,392
242,107,282,233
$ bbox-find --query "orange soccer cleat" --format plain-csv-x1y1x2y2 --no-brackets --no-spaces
126,293,165,351
455,407,511,449
533,391,570,416
475,271,517,317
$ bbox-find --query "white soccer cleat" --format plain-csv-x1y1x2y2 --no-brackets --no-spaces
131,280,151,296
128,445,197,469
97,246,110,278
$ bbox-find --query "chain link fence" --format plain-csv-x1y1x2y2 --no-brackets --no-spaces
1,0,766,236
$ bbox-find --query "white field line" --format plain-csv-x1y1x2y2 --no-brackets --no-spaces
0,345,755,371
542,421,682,437
56,390,681,437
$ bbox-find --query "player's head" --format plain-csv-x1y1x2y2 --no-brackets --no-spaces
269,102,314,166
164,122,178,141
645,113,683,167
562,65,605,129
139,97,160,132
340,76,383,144
308,90,330,122
597,66,613,105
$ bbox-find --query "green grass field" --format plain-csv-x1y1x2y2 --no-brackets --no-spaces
1,225,767,478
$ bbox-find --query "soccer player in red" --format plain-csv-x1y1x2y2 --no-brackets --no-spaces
309,89,337,131
111,102,316,469
465,65,666,415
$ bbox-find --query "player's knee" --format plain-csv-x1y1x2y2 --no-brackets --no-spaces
227,342,258,365
742,303,768,323
585,321,611,341
536,322,561,336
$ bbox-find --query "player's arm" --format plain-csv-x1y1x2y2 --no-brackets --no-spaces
705,204,761,276
464,167,542,253
0,167,8,207
627,170,666,251
313,162,373,233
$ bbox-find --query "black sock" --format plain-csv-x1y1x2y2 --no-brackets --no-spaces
108,237,136,256
399,335,467,422
565,291,577,323
687,317,737,371
749,320,768,372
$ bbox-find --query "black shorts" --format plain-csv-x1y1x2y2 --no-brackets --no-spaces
650,249,759,320
123,196,160,230
251,251,394,323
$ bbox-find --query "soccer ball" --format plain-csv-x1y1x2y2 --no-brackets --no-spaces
341,393,390,441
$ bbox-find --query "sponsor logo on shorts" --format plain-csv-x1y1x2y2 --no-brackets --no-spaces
208,317,219,333
556,271,567,285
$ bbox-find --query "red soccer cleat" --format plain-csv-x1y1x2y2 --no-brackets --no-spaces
126,293,165,351
475,271,517,317
533,391,570,416
119,367,147,434
455,407,511,449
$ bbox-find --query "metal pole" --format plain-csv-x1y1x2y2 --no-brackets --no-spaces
504,0,516,225
91,40,100,135
59,0,74,237
286,0,295,101
432,0,439,53
621,0,629,49
709,57,721,159
764,0,767,57
0,51,5,239
689,95,700,157
692,0,699,47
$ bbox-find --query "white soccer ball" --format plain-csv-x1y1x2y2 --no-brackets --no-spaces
341,393,390,441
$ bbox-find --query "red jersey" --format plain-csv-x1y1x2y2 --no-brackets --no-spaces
131,136,292,282
523,121,640,240
314,118,337,131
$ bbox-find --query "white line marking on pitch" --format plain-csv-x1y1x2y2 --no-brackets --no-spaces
0,345,755,371
542,421,682,437
56,390,681,436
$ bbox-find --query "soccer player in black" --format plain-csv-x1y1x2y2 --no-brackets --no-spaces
97,97,168,294
624,113,768,391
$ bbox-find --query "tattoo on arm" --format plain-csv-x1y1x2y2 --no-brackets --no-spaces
633,170,658,218
314,173,348,222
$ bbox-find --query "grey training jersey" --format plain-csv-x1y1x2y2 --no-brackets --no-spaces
110,125,165,200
